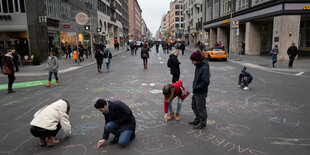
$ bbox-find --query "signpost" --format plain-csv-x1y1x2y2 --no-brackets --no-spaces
232,20,240,61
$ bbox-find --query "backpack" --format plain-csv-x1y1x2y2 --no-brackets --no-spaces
103,50,108,58
167,58,172,68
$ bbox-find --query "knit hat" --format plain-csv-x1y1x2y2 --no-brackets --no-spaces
190,50,205,61
241,67,247,73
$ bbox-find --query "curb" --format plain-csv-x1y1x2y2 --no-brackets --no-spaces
0,50,127,78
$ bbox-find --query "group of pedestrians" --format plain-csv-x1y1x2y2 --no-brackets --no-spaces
95,48,113,73
269,43,299,68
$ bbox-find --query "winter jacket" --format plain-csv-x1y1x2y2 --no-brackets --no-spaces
47,56,59,72
164,81,186,113
270,48,279,55
12,52,19,63
287,46,298,57
193,60,210,94
141,47,149,59
238,72,253,85
95,51,103,64
168,54,180,75
102,101,136,140
30,99,71,136
2,53,14,74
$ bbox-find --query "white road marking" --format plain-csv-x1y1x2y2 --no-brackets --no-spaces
160,61,164,64
296,72,304,76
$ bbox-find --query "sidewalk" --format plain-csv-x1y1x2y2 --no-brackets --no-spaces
0,49,126,77
186,46,310,77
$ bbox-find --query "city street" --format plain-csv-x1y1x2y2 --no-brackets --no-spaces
0,46,310,155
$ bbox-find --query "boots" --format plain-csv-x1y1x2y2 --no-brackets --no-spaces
54,80,59,86
167,113,174,121
47,136,59,147
46,81,51,87
39,137,46,146
8,89,16,93
175,112,180,121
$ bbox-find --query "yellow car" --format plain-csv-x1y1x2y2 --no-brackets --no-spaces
203,47,227,61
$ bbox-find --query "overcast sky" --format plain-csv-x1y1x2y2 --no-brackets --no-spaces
137,0,172,37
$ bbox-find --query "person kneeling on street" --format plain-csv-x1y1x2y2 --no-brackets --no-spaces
95,99,136,148
30,99,71,147
163,81,189,121
238,67,253,90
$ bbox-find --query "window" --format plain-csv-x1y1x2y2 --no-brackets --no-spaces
2,0,8,13
254,0,271,6
237,0,248,11
181,23,184,28
8,0,13,13
181,17,184,21
175,5,179,9
14,0,18,12
0,1,1,12
176,24,180,28
175,11,179,15
19,0,25,12
176,17,179,22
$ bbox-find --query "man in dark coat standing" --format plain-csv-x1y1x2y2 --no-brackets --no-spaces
168,50,181,83
95,99,136,148
12,50,19,72
287,43,298,68
189,50,210,129
180,41,185,55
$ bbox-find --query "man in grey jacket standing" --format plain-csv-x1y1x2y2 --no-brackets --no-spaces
46,52,59,87
189,50,210,129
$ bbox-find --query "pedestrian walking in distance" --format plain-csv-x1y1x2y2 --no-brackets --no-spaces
156,42,160,53
141,44,150,69
238,67,253,90
12,50,19,72
270,45,279,67
287,43,298,68
162,81,189,121
189,50,210,129
180,41,185,55
103,48,112,72
46,52,59,87
95,50,104,73
2,49,16,93
95,99,136,148
30,99,71,147
167,50,181,83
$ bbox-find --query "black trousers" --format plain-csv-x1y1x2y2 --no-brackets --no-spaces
191,93,208,126
97,63,102,70
172,73,180,83
8,73,16,90
30,124,61,138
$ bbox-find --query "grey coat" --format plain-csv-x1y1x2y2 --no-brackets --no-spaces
47,56,59,72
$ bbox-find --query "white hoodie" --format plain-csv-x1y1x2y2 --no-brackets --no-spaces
30,99,71,136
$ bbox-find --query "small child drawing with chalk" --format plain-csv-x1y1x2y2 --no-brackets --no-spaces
237,67,253,90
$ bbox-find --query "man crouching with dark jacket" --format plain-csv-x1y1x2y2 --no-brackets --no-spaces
95,99,136,148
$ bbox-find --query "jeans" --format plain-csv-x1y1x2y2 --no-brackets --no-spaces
106,59,111,70
104,121,133,147
272,55,277,67
288,55,295,67
8,73,16,90
30,123,61,138
156,48,159,53
48,72,58,81
168,97,182,113
191,93,208,126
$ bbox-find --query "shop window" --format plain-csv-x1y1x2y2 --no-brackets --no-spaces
14,0,18,12
2,0,8,13
8,0,13,13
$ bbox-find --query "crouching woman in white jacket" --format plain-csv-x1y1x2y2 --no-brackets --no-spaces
30,99,71,147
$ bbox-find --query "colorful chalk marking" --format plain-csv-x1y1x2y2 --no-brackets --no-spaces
0,80,56,90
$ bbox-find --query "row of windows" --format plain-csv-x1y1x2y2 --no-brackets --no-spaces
175,23,184,28
0,0,25,13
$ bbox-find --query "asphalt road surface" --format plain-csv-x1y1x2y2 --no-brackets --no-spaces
0,46,310,155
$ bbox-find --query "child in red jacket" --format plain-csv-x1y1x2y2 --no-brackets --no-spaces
162,81,187,121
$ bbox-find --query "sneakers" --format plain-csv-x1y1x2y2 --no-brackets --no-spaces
243,86,249,90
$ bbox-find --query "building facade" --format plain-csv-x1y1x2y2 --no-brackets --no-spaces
128,0,142,41
169,0,184,41
97,0,124,48
0,0,99,60
203,0,310,60
184,0,204,45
